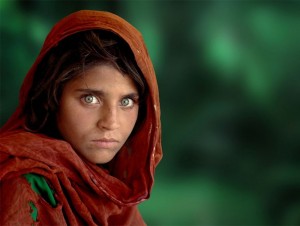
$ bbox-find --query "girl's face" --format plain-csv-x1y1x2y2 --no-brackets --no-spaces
56,64,139,164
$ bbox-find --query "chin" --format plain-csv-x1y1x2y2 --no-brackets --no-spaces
86,155,115,165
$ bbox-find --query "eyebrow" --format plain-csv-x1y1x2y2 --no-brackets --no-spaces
76,88,104,96
75,88,139,99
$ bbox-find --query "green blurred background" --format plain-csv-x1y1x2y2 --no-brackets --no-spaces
1,1,300,225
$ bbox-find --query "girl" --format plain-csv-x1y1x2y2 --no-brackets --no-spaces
0,10,162,225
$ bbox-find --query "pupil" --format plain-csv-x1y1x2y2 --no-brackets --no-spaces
122,99,129,105
86,96,93,103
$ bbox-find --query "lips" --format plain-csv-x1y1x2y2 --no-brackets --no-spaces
91,138,119,149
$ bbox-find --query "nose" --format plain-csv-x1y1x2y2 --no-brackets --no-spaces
97,105,120,130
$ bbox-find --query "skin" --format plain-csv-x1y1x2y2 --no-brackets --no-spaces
56,64,139,164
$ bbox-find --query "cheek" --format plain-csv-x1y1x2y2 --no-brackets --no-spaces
125,108,139,131
57,100,90,137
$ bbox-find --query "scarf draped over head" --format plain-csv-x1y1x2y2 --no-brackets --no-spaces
0,10,162,225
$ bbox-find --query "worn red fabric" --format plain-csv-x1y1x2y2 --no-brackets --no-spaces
0,10,162,225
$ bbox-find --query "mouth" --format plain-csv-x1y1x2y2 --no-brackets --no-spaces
91,138,119,149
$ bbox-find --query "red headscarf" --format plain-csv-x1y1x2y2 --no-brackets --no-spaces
0,10,162,225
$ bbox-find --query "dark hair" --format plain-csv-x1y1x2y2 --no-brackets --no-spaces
23,30,147,136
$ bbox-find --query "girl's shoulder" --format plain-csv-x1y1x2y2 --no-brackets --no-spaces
0,173,60,224
0,173,39,224
23,173,57,208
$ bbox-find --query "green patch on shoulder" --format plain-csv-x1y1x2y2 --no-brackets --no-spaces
29,201,38,222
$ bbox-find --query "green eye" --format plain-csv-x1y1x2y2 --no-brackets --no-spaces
84,95,98,104
85,95,93,103
121,98,133,107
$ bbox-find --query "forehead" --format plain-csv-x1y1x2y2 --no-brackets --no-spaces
65,64,138,92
